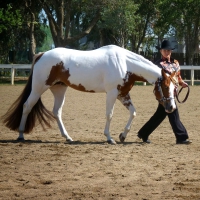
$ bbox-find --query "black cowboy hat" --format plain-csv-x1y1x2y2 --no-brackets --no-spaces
156,40,175,50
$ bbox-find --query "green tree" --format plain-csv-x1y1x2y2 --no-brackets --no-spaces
98,0,138,48
37,26,54,52
0,1,48,63
39,0,101,48
88,0,159,53
0,4,22,33
0,3,22,63
154,0,200,64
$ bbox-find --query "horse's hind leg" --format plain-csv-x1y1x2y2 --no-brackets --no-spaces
50,84,73,142
104,89,118,144
18,91,41,140
117,93,136,142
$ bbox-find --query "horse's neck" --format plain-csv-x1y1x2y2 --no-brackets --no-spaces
127,52,161,84
142,66,161,84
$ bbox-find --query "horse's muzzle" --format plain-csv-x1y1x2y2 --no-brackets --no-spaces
165,107,175,113
164,102,176,113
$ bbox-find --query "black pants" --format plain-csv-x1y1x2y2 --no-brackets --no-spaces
138,103,189,142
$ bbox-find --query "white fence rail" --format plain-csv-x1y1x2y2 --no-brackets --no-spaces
180,66,200,86
0,64,31,85
0,64,200,85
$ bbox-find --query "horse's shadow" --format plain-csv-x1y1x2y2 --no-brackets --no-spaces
0,139,141,145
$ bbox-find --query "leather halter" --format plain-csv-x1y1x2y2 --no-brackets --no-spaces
155,77,174,103
156,76,190,104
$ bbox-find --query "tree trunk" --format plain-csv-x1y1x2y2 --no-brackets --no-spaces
29,13,36,59
41,0,101,48
184,11,199,65
25,0,36,62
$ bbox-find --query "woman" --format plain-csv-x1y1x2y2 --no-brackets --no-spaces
137,40,191,144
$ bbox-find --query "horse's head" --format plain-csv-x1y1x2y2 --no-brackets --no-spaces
154,69,177,113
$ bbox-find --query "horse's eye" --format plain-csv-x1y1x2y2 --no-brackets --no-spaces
163,86,169,90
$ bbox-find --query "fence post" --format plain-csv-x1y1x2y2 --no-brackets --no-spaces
11,66,15,85
191,67,194,86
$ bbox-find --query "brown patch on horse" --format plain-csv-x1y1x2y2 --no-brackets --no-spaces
46,61,95,92
154,70,169,101
154,69,176,106
117,71,147,97
118,93,133,109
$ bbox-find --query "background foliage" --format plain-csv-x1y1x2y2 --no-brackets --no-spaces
0,0,199,64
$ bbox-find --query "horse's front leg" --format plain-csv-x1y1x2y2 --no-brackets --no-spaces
117,93,136,142
104,89,118,144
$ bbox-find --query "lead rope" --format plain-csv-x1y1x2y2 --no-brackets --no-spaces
169,76,190,104
176,85,190,103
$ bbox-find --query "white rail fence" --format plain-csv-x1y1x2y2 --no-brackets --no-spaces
0,64,31,85
0,64,200,85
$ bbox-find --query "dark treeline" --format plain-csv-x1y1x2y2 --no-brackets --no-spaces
0,0,200,65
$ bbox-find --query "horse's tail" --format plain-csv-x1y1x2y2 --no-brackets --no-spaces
1,53,56,133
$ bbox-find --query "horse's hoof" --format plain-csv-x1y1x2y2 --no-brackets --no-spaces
17,137,25,142
107,139,116,145
66,138,73,143
119,133,125,143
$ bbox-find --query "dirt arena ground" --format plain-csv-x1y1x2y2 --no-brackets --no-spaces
0,85,200,200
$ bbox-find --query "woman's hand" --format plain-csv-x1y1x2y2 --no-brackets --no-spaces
181,81,188,88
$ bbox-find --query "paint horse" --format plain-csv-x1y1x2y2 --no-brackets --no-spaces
2,45,176,144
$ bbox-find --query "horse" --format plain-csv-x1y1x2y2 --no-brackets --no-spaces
2,45,177,144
